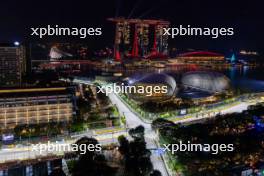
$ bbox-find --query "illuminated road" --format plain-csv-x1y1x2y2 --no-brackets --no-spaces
108,92,264,176
170,100,263,125
0,130,127,163
169,102,249,124
108,92,170,176
0,91,263,176
109,93,150,129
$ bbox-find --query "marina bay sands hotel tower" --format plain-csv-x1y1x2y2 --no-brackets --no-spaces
108,18,170,61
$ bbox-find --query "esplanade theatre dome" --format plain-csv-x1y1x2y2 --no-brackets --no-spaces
128,73,177,102
181,71,230,93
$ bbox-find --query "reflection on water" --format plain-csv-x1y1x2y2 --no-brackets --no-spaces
225,66,264,92
85,65,264,92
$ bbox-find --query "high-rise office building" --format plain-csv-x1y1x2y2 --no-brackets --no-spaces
0,43,26,87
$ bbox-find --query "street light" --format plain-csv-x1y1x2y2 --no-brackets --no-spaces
14,41,20,46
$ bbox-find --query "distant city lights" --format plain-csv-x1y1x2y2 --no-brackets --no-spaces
239,50,258,55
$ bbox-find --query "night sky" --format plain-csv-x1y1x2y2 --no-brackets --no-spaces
0,0,263,52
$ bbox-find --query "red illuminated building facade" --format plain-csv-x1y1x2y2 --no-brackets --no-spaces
108,18,170,61
176,51,226,64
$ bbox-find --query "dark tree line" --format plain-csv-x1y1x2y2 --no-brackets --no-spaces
71,137,117,176
118,125,161,176
70,125,161,176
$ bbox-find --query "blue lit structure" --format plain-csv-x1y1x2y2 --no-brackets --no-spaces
230,53,236,63
253,116,264,131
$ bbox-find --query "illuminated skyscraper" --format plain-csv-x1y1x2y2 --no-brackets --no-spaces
0,43,26,87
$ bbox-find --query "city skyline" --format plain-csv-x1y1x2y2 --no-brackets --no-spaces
0,0,263,52
0,1,264,176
